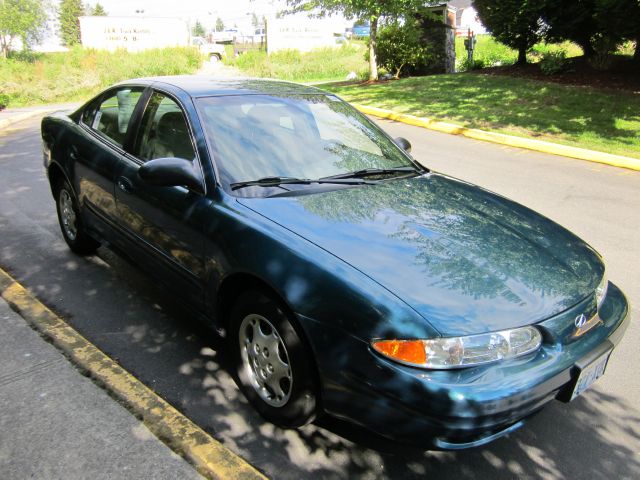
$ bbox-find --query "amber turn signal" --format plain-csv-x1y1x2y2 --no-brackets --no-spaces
372,340,426,365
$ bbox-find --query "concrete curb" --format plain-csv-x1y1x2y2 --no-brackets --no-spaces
0,268,267,480
0,108,53,131
353,104,640,172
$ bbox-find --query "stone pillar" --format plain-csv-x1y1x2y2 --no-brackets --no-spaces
415,4,456,74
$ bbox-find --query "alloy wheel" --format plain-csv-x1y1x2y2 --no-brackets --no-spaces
238,313,293,407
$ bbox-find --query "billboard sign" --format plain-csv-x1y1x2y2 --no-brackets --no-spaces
266,14,339,54
79,16,189,51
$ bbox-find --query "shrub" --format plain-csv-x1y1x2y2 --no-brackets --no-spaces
539,50,568,75
588,35,617,71
458,57,486,72
374,21,433,78
455,35,517,67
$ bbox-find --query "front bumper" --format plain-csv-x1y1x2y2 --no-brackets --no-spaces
299,282,630,449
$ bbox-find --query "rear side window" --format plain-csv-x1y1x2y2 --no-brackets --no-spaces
89,88,143,146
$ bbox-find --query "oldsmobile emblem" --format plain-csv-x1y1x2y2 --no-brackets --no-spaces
573,312,600,337
575,313,588,329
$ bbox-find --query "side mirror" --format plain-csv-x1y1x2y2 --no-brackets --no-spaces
394,137,412,153
138,157,204,192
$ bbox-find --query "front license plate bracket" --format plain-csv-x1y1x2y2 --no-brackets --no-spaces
557,340,614,403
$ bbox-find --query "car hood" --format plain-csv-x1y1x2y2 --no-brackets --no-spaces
238,174,604,336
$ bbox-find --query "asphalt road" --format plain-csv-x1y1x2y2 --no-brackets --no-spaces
1,115,638,479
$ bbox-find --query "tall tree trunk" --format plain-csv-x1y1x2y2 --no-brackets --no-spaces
368,15,378,81
517,46,527,65
634,38,640,64
581,40,595,58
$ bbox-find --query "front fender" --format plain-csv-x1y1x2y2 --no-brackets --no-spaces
203,194,437,343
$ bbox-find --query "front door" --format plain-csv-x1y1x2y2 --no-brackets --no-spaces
74,87,144,233
114,90,209,308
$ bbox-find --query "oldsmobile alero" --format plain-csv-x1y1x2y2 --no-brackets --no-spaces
41,76,630,449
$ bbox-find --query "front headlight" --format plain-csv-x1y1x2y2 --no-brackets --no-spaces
596,271,608,309
372,326,542,369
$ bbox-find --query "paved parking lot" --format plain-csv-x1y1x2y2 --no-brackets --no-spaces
1,114,638,479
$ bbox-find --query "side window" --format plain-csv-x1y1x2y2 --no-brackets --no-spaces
80,100,99,126
135,92,196,162
91,88,143,146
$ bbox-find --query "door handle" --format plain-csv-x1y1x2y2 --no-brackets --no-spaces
117,176,134,194
69,146,78,161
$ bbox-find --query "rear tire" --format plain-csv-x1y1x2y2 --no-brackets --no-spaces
54,180,99,255
229,290,318,428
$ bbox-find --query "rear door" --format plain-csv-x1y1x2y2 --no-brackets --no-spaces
113,89,209,308
74,87,145,235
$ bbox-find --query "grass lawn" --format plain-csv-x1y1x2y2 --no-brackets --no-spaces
454,35,583,69
227,42,369,83
325,74,640,159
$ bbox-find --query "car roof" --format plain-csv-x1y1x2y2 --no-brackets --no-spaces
117,75,326,98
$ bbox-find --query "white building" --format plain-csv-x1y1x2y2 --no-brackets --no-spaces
448,0,487,36
79,16,190,51
266,13,347,54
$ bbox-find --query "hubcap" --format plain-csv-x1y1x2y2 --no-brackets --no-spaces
59,189,77,241
238,314,292,407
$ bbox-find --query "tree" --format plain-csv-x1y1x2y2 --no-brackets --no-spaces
192,20,206,37
593,0,640,64
0,0,48,58
473,0,544,65
90,2,107,16
375,21,431,78
59,0,84,46
251,12,259,28
540,0,601,58
215,17,224,32
285,0,426,81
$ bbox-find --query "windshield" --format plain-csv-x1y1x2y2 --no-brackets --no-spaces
196,94,417,193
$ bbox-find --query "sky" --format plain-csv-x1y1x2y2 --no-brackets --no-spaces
91,0,289,24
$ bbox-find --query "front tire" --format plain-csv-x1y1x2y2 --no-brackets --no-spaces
229,290,318,428
55,180,99,255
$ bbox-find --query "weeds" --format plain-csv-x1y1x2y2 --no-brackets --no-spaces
228,43,369,83
0,46,203,107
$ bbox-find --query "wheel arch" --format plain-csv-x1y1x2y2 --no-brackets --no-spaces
47,161,71,195
216,271,324,410
217,272,294,334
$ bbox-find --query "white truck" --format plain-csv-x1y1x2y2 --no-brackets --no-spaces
190,37,226,63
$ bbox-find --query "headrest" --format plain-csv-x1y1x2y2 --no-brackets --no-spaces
157,111,189,139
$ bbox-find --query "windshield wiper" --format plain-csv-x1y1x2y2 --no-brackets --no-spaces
319,166,421,181
230,176,375,191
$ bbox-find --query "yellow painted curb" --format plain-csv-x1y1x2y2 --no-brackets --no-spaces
353,104,640,172
0,268,267,480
